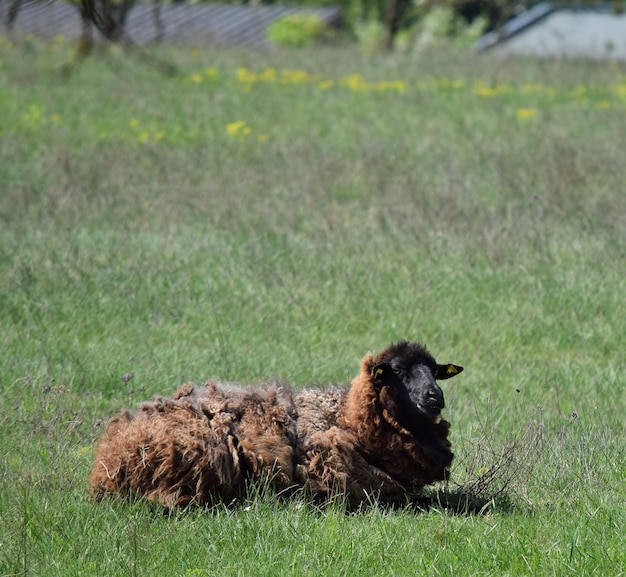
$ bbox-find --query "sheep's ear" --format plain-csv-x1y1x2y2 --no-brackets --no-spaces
436,364,464,379
371,363,393,381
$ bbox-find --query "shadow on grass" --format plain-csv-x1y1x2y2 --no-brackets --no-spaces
123,484,519,519
412,485,515,515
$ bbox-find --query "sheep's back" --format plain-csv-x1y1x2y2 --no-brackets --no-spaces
172,381,300,491
294,387,347,443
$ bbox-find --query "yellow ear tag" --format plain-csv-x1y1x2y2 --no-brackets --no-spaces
446,365,458,375
374,367,384,378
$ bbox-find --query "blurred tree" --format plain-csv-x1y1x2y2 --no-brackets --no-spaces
64,0,174,74
452,0,519,31
383,0,410,49
75,0,145,55
3,0,166,54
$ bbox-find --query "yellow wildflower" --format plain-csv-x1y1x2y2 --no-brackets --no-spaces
281,69,315,85
236,67,258,91
516,108,539,121
259,67,277,83
226,121,252,141
614,84,626,97
75,446,92,457
237,67,254,83
318,80,334,90
129,119,140,128
473,82,496,97
373,81,406,94
23,104,44,127
190,73,203,84
474,81,512,97
343,74,368,92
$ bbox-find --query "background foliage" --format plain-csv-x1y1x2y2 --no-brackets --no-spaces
267,13,332,47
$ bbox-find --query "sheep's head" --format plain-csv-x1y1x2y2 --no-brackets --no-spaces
371,341,463,422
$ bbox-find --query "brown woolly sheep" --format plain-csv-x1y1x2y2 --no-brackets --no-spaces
90,341,463,508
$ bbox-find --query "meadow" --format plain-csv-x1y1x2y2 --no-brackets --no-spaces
1,34,625,576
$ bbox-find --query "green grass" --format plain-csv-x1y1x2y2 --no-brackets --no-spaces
1,36,625,576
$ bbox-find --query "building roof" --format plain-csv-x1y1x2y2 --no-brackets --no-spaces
3,1,342,49
477,2,626,61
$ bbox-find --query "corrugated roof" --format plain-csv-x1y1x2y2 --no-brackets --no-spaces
2,1,343,48
476,2,626,61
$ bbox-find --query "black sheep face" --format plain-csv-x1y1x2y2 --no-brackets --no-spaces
390,359,445,418
372,341,463,420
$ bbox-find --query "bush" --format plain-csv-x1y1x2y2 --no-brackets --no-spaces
267,14,330,48
408,6,488,53
353,19,386,55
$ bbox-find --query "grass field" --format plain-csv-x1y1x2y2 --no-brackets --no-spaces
1,35,625,576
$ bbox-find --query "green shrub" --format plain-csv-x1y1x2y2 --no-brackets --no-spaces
353,19,386,55
412,6,488,51
267,14,329,48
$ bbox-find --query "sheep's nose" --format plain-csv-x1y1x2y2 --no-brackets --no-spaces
426,389,445,409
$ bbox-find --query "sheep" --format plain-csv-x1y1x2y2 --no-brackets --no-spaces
90,341,463,508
